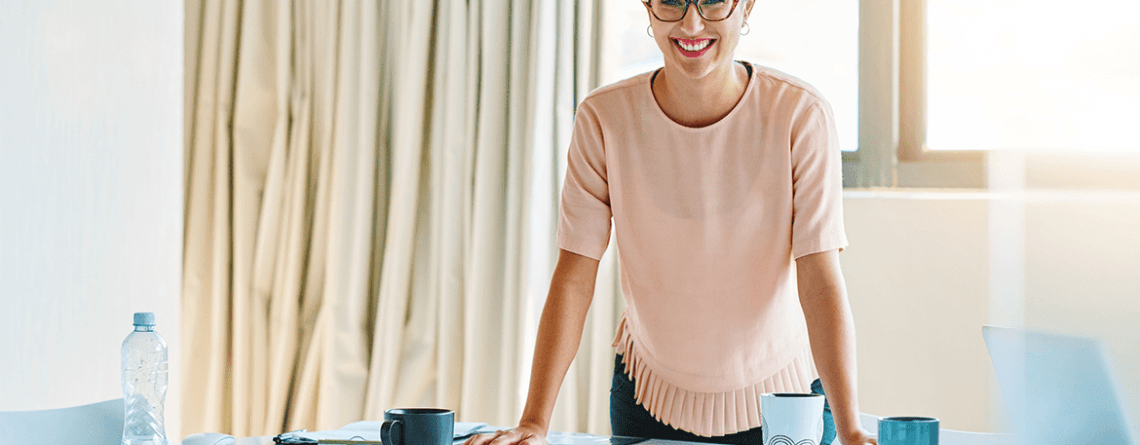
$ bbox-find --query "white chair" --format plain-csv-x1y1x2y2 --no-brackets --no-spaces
860,413,1014,445
0,398,123,445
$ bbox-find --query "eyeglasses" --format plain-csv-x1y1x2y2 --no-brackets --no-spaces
643,0,741,22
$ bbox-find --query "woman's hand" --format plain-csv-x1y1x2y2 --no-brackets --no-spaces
463,424,548,445
838,429,877,445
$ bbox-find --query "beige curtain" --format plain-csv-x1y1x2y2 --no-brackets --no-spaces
184,0,617,438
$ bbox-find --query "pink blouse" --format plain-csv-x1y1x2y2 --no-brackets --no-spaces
557,63,848,437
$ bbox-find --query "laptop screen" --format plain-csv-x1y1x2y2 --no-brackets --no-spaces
983,326,1133,445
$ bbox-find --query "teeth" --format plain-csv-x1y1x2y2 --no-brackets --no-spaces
675,39,711,52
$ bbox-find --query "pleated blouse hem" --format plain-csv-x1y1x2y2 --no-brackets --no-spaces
611,314,819,437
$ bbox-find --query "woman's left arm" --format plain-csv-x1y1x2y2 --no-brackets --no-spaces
796,249,876,445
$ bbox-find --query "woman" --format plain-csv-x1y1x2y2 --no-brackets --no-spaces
468,0,874,444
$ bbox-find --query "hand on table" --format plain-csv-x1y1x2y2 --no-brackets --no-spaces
463,424,548,445
838,429,877,445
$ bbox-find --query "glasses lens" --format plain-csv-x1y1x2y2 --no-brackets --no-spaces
697,0,733,20
650,0,735,22
651,0,687,21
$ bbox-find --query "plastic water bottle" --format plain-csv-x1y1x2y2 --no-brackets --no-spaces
121,312,169,445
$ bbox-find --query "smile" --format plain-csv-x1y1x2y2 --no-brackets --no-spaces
672,38,714,57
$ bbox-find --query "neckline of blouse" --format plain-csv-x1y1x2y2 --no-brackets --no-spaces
647,60,756,131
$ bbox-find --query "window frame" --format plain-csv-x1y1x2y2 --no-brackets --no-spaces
844,0,986,189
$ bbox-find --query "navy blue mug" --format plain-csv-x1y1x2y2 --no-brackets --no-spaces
381,408,454,445
878,417,938,445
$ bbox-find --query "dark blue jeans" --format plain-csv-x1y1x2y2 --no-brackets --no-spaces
610,354,836,445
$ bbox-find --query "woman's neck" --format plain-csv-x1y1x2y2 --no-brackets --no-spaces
652,60,749,128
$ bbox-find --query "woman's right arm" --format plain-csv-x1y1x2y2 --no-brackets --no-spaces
464,248,601,445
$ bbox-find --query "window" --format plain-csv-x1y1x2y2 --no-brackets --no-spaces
926,0,1140,154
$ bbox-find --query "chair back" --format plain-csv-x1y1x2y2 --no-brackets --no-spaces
0,398,123,445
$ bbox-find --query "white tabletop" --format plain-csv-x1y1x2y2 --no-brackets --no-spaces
215,429,712,445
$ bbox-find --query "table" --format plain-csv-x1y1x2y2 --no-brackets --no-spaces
221,430,713,445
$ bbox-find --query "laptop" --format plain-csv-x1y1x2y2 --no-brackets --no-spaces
982,325,1135,445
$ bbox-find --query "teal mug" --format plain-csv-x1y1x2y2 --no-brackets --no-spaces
878,417,938,445
381,408,454,445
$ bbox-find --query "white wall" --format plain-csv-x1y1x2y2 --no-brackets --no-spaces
0,0,183,438
843,191,1140,433
842,194,994,431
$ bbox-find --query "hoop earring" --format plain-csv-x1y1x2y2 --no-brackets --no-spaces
647,25,654,37
741,22,750,35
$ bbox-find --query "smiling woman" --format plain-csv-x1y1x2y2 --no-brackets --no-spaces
464,1,872,445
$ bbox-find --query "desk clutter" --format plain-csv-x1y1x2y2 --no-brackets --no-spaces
270,425,656,445
273,421,490,445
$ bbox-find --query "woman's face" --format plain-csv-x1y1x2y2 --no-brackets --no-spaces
646,0,753,80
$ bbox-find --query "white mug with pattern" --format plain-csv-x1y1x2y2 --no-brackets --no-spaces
761,393,826,445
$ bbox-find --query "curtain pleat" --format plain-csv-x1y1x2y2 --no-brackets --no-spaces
361,0,434,419
431,0,474,415
247,0,292,434
182,0,242,436
314,0,382,431
185,0,611,437
229,0,284,435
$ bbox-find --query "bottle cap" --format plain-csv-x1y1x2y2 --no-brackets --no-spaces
133,312,156,326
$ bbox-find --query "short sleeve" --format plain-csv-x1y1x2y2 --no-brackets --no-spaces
790,100,848,259
556,102,613,260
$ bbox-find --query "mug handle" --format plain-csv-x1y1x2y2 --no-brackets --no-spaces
382,419,403,445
